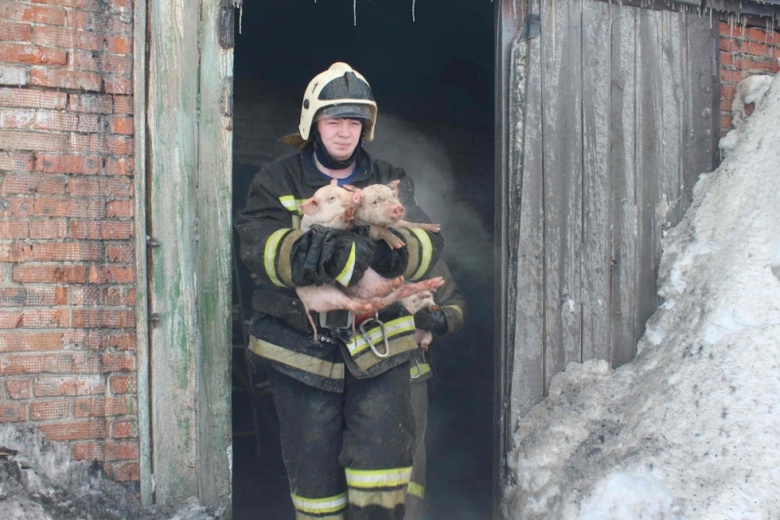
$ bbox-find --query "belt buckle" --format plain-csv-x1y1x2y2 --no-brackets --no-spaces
319,310,352,330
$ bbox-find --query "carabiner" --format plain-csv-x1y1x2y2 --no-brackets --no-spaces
359,313,390,358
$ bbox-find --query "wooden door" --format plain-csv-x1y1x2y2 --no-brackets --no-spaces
135,0,234,511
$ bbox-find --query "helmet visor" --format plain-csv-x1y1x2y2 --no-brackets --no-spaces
314,104,373,122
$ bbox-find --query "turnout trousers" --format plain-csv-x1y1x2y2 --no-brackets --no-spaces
266,361,416,520
403,381,428,519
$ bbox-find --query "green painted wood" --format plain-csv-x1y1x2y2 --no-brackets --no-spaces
195,0,233,511
144,0,233,509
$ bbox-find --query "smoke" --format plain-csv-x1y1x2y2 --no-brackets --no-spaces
365,113,493,281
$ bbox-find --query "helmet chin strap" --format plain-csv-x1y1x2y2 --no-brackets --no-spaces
312,127,365,171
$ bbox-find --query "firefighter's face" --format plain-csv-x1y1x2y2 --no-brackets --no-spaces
316,118,362,162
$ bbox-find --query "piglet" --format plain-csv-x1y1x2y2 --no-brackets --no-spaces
297,180,386,339
351,180,441,249
400,290,440,351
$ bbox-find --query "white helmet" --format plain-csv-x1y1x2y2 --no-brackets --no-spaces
298,62,378,142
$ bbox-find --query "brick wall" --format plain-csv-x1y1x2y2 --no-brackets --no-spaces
0,0,139,481
719,20,780,135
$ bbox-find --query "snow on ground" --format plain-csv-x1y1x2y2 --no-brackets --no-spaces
0,425,221,519
503,71,780,520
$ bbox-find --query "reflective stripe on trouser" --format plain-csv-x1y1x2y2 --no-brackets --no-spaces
404,381,428,520
266,361,415,520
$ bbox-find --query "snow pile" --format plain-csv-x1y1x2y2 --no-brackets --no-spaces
0,425,222,520
504,71,780,520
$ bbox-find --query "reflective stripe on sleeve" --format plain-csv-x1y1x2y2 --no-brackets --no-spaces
408,227,433,281
345,466,412,489
335,242,356,287
264,229,289,287
290,492,347,516
280,195,305,215
406,481,425,499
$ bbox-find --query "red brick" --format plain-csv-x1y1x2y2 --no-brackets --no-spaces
0,151,34,171
0,87,67,109
69,93,113,114
0,309,70,329
1,4,67,26
72,11,131,34
1,173,67,194
0,220,29,239
0,287,66,307
34,197,106,218
35,153,102,174
74,440,138,461
721,68,744,85
12,263,87,283
0,353,74,374
40,419,106,440
69,220,133,240
74,396,131,418
109,374,135,394
29,219,68,239
0,401,26,422
104,54,132,75
87,265,135,284
106,200,132,218
30,68,102,92
0,129,68,152
31,25,103,52
105,34,131,54
0,43,67,65
72,309,135,328
6,378,31,399
30,241,103,261
34,111,101,132
105,460,140,482
111,419,136,438
0,331,63,352
112,95,132,115
0,242,32,262
30,399,70,420
34,375,106,396
104,75,131,95
1,109,34,128
69,176,132,197
105,157,132,175
0,21,33,42
105,135,133,155
106,244,134,263
97,352,135,373
107,115,133,135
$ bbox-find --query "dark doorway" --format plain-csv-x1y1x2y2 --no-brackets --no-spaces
231,2,495,518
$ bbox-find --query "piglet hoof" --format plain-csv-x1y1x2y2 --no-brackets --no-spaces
424,276,445,291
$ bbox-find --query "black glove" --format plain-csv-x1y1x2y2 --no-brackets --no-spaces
413,307,448,336
291,225,376,287
370,228,409,278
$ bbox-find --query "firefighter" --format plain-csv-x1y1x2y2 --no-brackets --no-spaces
404,261,467,519
236,62,444,520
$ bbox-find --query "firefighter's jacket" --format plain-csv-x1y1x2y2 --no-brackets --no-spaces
236,144,445,392
409,261,467,383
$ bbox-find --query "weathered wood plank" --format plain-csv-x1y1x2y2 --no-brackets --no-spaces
132,0,152,505
147,0,201,503
634,8,665,350
682,14,718,206
195,0,233,511
609,5,640,367
509,10,545,426
581,0,612,362
660,11,684,229
541,0,583,386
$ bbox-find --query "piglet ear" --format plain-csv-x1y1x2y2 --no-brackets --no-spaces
300,197,319,216
330,178,339,186
388,179,401,195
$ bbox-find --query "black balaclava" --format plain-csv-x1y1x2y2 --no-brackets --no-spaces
312,119,365,170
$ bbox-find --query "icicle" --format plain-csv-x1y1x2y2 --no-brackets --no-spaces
353,0,357,26
412,0,416,22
